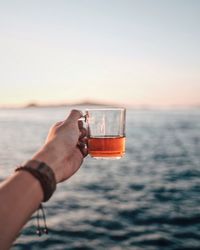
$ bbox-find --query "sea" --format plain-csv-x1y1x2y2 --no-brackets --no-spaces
0,107,199,250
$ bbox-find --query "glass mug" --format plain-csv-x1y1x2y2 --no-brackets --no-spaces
81,108,126,159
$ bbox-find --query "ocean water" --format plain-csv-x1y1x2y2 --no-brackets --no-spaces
0,107,200,250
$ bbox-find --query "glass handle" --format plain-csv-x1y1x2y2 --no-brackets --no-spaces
78,114,87,122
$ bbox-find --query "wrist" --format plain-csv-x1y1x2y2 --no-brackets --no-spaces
32,145,60,183
16,160,57,202
14,170,43,202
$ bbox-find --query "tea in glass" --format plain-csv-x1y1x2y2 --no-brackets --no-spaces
86,108,126,159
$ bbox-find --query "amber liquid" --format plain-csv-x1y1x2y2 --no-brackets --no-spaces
88,136,125,158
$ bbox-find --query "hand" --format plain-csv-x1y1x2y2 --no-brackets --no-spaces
32,110,87,183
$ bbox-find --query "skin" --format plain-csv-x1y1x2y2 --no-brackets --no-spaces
0,110,87,250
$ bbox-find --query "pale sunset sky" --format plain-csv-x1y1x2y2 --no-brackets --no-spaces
0,0,200,107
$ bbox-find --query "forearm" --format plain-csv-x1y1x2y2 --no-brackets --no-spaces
0,110,85,249
0,171,43,249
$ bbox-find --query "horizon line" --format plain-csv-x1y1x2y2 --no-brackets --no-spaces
0,100,200,110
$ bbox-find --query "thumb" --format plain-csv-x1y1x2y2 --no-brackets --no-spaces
65,109,83,123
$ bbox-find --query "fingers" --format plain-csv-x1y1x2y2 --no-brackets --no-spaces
78,121,88,156
78,119,84,129
62,109,88,157
70,110,87,139
79,127,87,140
77,138,88,157
78,120,88,157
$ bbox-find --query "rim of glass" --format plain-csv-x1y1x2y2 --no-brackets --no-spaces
85,107,126,111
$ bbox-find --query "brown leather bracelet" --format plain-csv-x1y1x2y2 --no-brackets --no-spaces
15,160,56,202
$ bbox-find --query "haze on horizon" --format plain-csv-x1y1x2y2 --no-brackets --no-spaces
0,0,200,108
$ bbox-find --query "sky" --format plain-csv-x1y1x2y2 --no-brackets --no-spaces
0,0,200,107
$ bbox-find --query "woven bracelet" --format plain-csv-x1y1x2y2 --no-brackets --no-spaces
15,160,56,202
15,160,57,236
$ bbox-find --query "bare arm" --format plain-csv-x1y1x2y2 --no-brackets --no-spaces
0,171,43,249
0,110,87,250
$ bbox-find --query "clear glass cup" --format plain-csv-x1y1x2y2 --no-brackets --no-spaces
85,108,126,159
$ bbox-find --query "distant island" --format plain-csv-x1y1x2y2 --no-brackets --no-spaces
24,100,121,108
1,101,199,110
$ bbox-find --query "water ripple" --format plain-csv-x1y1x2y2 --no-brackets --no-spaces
0,108,199,250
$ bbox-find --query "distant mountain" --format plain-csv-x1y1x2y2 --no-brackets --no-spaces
25,103,39,108
24,100,119,108
73,101,116,107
